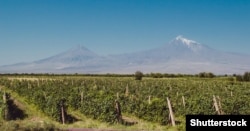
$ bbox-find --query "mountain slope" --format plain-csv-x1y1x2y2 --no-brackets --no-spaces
1,36,250,74
0,45,109,73
37,45,99,64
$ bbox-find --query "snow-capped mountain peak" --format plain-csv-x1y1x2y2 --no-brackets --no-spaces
172,35,202,52
175,35,199,46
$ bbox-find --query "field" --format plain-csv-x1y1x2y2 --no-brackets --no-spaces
0,74,249,131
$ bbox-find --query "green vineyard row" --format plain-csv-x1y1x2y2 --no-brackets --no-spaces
0,76,250,125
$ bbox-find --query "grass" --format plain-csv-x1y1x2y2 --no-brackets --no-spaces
0,120,59,131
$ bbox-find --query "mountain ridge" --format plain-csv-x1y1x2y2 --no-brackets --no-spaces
1,36,250,75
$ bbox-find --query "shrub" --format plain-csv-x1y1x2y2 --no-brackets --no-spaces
135,71,143,80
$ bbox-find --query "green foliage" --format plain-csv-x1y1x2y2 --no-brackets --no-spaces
243,72,250,81
198,72,215,78
0,75,250,127
135,71,143,80
0,91,27,121
0,120,58,131
0,92,5,120
150,73,163,78
235,72,250,82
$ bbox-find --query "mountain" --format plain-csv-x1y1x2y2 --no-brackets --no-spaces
102,36,250,74
1,36,250,74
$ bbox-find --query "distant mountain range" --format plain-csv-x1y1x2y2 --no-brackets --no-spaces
1,36,250,75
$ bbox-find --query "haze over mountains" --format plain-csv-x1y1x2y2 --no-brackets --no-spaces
1,36,250,75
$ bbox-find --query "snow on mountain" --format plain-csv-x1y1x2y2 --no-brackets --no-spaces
175,35,197,45
171,35,202,52
1,36,250,74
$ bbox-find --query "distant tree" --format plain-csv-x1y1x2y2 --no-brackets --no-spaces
169,74,176,78
135,71,143,80
150,73,155,78
243,72,250,81
156,73,163,78
235,72,250,82
235,75,243,81
150,73,163,78
198,72,206,78
207,72,215,78
198,72,215,78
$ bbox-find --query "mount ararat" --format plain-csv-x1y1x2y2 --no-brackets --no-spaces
1,36,250,75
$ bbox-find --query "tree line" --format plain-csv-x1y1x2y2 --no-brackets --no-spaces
1,71,250,81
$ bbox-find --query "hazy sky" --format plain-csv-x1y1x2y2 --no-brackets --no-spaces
0,0,249,65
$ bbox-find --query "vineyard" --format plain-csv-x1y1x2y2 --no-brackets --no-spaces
0,75,250,130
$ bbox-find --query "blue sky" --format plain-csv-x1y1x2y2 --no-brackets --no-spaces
0,0,249,65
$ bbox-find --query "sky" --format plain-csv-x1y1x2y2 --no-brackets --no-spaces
0,0,250,65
